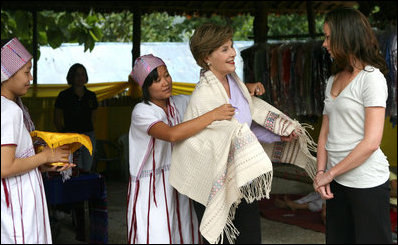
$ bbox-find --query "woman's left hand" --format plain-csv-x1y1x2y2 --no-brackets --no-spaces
314,171,334,190
281,130,298,142
246,82,265,96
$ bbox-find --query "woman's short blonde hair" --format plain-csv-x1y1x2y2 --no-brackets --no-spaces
189,23,234,70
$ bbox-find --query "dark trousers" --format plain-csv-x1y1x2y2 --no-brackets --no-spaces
326,180,393,244
193,199,261,244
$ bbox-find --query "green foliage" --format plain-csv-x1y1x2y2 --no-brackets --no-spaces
1,9,103,54
0,9,326,56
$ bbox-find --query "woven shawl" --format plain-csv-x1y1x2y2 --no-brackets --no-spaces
169,70,317,244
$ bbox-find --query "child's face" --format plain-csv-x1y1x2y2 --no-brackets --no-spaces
148,65,172,101
5,61,33,97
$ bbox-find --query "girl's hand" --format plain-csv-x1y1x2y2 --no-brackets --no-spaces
210,104,235,121
41,145,71,164
246,82,265,96
39,163,76,172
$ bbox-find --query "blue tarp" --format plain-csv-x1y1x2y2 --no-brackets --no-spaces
37,41,254,84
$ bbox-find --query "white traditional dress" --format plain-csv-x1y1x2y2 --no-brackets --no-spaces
127,95,199,244
1,96,52,244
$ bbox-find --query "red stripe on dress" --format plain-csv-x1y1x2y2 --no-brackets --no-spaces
126,176,131,243
152,138,157,207
16,176,25,243
162,169,172,243
2,179,10,207
35,168,49,243
1,144,17,147
128,179,140,244
27,172,39,242
5,178,17,243
189,200,195,243
147,173,152,244
175,191,184,244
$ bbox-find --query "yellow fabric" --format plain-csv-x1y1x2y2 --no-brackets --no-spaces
30,130,93,166
171,82,196,95
24,82,130,102
30,130,93,154
23,81,195,101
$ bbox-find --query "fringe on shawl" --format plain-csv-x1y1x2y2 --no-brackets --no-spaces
294,121,318,180
215,171,273,244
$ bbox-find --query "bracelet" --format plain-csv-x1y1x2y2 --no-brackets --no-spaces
316,170,325,174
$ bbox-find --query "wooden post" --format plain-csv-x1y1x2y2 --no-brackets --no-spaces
253,2,268,44
32,10,38,85
132,7,141,66
306,1,316,39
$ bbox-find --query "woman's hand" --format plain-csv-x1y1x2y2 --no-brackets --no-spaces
314,183,334,200
246,82,265,96
313,171,334,200
280,130,298,142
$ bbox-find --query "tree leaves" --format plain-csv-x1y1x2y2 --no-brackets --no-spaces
1,9,326,57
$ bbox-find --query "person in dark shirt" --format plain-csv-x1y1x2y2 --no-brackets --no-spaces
54,63,98,173
53,63,99,241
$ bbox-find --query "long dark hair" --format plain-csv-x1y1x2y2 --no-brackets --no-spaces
141,68,159,104
325,8,388,75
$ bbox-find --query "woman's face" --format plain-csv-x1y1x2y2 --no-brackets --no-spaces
3,60,33,97
206,39,236,76
148,65,172,101
322,22,333,58
73,67,87,87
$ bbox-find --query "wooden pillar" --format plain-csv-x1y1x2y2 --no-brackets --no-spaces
306,1,316,39
32,10,38,85
251,2,269,85
132,7,141,66
253,2,268,44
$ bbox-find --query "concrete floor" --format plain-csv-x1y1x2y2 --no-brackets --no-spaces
52,177,325,244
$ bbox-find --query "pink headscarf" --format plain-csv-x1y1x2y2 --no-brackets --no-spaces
130,54,165,87
1,38,33,83
1,38,35,132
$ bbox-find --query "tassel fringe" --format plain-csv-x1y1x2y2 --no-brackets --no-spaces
215,172,273,244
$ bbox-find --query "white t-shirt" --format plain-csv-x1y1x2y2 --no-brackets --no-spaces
323,65,390,188
127,95,199,244
1,96,52,244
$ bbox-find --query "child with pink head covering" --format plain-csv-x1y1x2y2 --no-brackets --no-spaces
126,54,235,244
1,38,74,244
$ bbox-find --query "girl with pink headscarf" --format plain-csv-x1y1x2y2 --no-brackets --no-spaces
126,54,236,244
1,38,74,244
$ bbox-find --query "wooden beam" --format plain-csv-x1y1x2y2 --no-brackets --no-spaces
32,10,38,86
132,7,141,65
306,1,316,39
253,1,268,44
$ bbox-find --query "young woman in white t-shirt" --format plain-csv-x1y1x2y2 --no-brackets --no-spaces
1,38,74,244
313,8,393,244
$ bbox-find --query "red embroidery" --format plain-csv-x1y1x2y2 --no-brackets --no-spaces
162,169,172,243
175,191,183,244
152,138,157,207
2,179,10,207
147,173,152,244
